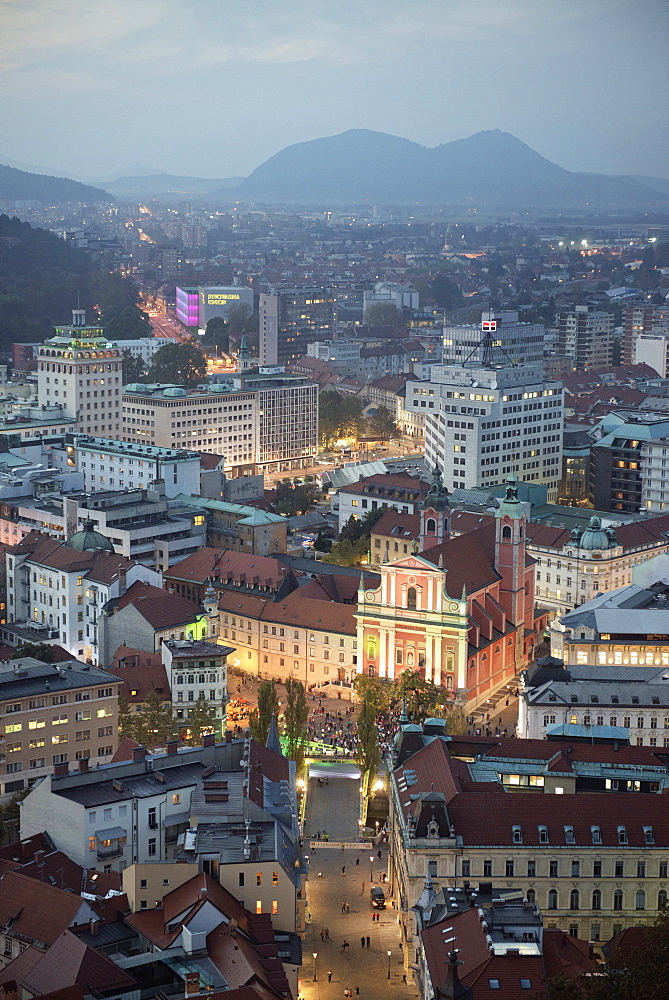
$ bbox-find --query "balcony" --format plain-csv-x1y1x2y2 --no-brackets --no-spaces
97,846,124,861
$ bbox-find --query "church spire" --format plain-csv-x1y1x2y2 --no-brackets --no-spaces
266,712,282,756
419,465,451,552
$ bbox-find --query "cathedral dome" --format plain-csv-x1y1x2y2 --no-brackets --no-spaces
579,516,610,551
67,517,115,553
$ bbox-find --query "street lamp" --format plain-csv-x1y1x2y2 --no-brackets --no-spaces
313,952,318,982
387,950,392,979
370,855,374,881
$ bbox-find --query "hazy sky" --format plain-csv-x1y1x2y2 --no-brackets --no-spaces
4,0,667,181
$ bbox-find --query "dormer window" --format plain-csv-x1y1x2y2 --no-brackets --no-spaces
644,826,655,845
512,825,523,844
564,826,575,844
538,826,549,844
591,826,601,844
591,695,599,704
618,826,628,845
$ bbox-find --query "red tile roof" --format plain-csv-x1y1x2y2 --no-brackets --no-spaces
165,547,290,590
14,930,136,996
0,872,90,948
542,928,595,981
421,523,502,597
219,588,357,635
111,580,203,628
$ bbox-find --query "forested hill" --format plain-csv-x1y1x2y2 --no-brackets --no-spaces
0,164,113,204
0,215,147,350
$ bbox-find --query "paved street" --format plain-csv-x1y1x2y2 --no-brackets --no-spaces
299,780,418,1000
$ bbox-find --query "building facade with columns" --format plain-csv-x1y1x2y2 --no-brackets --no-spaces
356,473,544,706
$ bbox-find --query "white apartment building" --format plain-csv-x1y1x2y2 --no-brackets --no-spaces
64,436,201,497
634,332,669,378
407,362,564,500
118,337,172,365
161,637,230,733
641,437,669,513
362,282,419,318
37,309,123,438
6,529,160,663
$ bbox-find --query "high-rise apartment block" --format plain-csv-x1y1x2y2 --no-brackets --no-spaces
556,305,615,369
37,309,123,438
259,287,335,366
407,360,564,500
443,311,545,367
623,304,669,364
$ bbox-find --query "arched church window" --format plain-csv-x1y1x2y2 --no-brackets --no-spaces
407,587,417,610
426,518,436,534
502,525,512,539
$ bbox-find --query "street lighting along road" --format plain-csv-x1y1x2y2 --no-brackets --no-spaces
387,950,392,979
313,952,318,982
370,855,374,881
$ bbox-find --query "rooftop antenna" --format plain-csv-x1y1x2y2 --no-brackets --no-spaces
461,311,516,369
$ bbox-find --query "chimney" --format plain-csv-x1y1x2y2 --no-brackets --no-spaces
184,971,200,996
34,850,45,867
78,757,90,773
89,918,99,937
224,731,232,744
202,733,215,748
53,762,69,777
166,739,179,756
132,746,148,763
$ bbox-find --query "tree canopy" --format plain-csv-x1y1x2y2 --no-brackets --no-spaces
203,316,229,353
318,390,364,449
369,405,397,441
274,478,322,516
356,688,381,782
248,680,278,744
148,342,208,388
365,302,404,327
122,350,148,383
283,678,309,772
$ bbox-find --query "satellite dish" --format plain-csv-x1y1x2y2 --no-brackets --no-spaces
471,381,478,388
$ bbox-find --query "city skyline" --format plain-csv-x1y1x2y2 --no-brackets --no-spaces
3,0,667,182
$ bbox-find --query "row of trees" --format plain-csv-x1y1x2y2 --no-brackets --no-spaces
118,691,219,748
122,342,209,388
273,478,322,516
248,678,310,771
322,507,388,567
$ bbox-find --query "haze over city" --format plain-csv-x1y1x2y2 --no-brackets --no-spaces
3,0,667,182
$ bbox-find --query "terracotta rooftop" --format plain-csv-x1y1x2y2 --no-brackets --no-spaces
0,872,91,948
218,588,356,635
4,930,137,996
109,580,203,629
165,547,290,590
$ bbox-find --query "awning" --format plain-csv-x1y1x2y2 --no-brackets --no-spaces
162,810,191,828
95,826,126,841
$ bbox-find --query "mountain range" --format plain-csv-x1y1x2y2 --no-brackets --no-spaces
2,129,667,209
222,129,666,208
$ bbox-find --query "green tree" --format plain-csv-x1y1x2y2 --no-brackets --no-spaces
356,689,381,783
148,342,208,388
545,910,669,1000
102,305,152,340
313,531,332,553
392,670,442,721
431,274,463,310
318,390,364,449
140,690,177,748
321,536,369,567
365,302,403,327
204,316,229,353
11,642,69,663
226,302,253,335
183,695,220,744
274,479,322,516
444,705,468,735
283,679,309,772
369,405,397,441
118,694,140,743
353,674,393,716
122,350,148,383
248,680,278,744
339,507,388,545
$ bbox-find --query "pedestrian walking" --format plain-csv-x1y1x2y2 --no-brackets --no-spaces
361,881,365,894
321,929,325,942
355,857,360,866
342,901,346,913
355,989,360,997
325,927,329,940
360,937,365,948
341,843,345,852
342,866,346,876
366,936,370,948
327,971,333,983
346,902,350,913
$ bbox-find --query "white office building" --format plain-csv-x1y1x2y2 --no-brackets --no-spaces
407,361,564,500
37,310,123,438
443,311,545,367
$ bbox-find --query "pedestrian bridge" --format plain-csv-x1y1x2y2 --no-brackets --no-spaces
308,760,361,780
